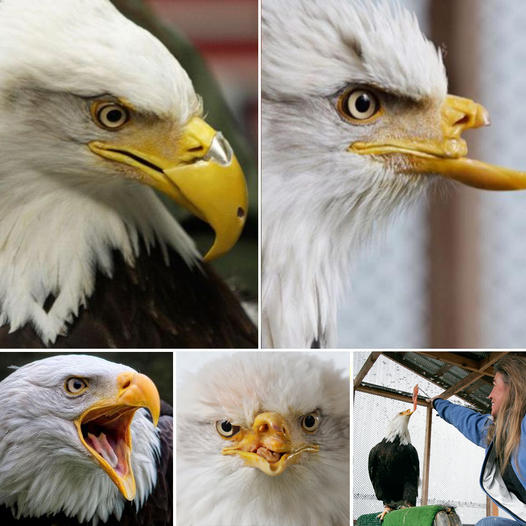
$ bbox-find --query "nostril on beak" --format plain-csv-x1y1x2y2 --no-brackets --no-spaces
259,423,268,433
454,115,470,127
117,372,133,390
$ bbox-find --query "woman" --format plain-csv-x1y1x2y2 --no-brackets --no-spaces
432,354,526,526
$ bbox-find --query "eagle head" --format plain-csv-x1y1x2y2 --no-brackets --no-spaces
0,0,248,343
262,0,526,348
0,354,161,524
177,352,349,526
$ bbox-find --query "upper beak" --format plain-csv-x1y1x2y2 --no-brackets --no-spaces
74,372,160,500
351,94,526,190
89,116,248,261
221,412,319,476
401,408,414,416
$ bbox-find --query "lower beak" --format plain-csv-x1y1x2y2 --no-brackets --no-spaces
73,372,160,500
351,94,526,190
221,412,319,476
405,157,526,191
89,117,248,261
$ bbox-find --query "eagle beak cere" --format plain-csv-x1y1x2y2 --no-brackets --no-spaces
221,412,319,476
74,372,161,501
88,116,248,261
351,94,526,190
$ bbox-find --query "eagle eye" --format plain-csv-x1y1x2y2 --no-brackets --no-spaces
338,88,381,123
64,376,89,395
91,102,130,130
215,420,241,438
300,411,321,433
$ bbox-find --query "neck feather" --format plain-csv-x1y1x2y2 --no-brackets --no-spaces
262,160,429,348
385,415,411,445
0,409,159,525
0,174,198,344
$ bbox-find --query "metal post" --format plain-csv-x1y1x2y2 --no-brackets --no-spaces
422,404,433,505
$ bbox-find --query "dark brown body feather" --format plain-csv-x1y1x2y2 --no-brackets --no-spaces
0,401,173,526
368,436,419,509
0,244,257,348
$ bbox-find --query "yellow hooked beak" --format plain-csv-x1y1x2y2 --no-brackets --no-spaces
221,412,319,476
89,116,248,261
73,372,160,501
351,94,526,190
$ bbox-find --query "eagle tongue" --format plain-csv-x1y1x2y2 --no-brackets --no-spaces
88,432,119,468
256,446,281,463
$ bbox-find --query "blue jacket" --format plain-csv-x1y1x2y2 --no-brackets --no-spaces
434,398,526,522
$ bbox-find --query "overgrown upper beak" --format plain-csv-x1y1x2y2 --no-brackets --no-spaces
221,412,319,476
73,372,160,500
89,116,248,261
351,94,526,190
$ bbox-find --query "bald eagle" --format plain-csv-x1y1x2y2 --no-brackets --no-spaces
176,352,349,526
0,354,171,525
368,408,419,521
262,0,526,348
0,0,256,347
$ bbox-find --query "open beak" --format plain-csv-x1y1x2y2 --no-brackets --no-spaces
401,408,415,416
73,372,160,500
221,412,319,476
89,116,248,261
351,94,526,190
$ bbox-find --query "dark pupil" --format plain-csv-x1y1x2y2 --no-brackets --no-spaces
106,109,123,123
355,93,371,113
304,415,316,428
221,421,233,433
73,380,82,390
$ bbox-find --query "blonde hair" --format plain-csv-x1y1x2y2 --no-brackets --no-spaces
487,354,526,473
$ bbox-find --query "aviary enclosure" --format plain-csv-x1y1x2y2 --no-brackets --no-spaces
353,352,504,525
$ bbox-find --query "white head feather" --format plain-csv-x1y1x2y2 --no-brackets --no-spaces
177,353,349,526
384,410,413,446
262,0,447,347
0,354,159,525
0,0,201,343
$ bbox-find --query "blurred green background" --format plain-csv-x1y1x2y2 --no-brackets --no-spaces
111,0,258,300
0,352,173,405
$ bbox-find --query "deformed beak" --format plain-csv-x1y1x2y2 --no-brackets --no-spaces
74,372,160,500
351,94,526,190
222,411,319,476
89,116,248,261
162,118,248,260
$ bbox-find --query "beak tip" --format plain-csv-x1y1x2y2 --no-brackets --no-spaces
481,109,491,127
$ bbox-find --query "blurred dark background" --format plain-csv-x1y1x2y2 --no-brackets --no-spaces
0,352,173,405
110,0,258,301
